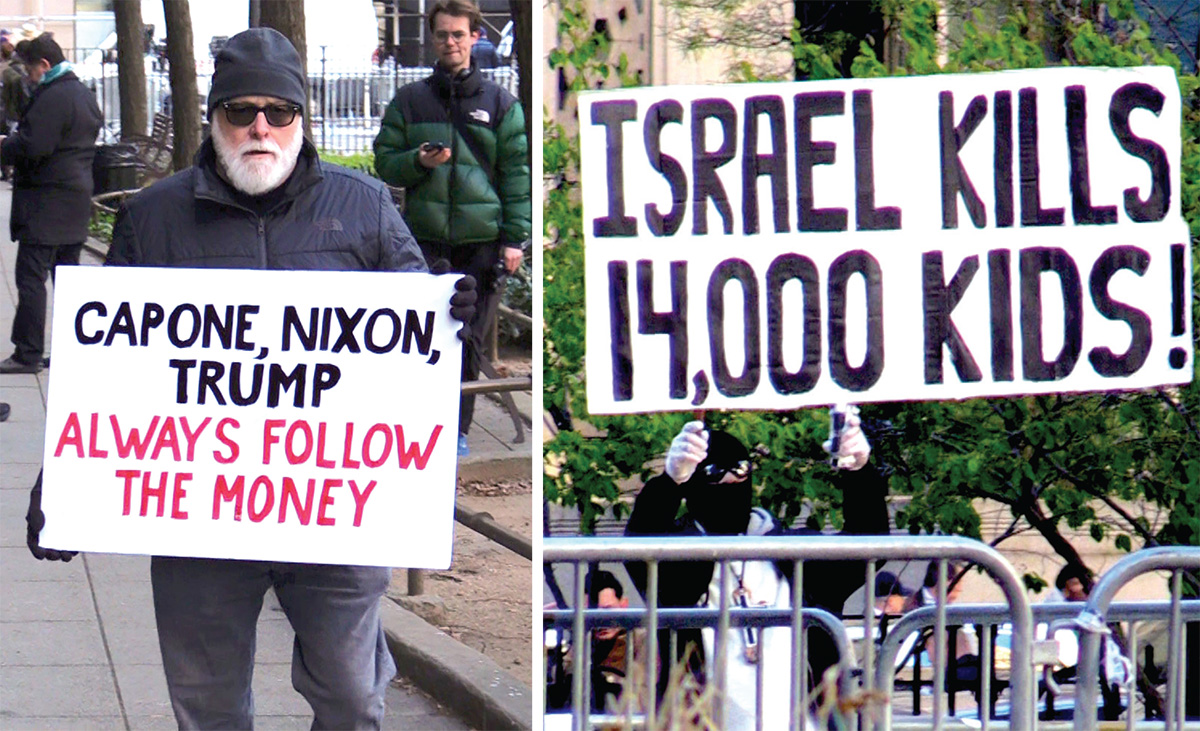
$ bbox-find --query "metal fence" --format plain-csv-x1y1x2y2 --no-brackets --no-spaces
544,534,1036,731
545,537,1199,731
876,599,1200,731
64,48,520,154
1071,547,1200,731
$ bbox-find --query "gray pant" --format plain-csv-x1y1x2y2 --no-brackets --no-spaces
151,556,396,730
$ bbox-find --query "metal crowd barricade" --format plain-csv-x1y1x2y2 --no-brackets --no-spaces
543,605,855,729
543,534,1035,731
1073,547,1200,731
876,600,1200,730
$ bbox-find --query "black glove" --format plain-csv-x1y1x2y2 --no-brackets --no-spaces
428,258,477,342
27,470,77,562
448,275,477,342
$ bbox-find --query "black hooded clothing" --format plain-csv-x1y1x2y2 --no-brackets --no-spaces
623,447,891,692
624,462,889,613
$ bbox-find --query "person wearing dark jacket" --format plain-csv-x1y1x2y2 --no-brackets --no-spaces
0,33,102,374
373,0,531,456
23,28,477,730
624,408,890,727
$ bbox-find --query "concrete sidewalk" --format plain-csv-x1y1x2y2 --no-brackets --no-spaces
0,182,532,730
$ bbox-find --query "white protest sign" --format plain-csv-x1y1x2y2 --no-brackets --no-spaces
40,267,462,568
581,66,1192,414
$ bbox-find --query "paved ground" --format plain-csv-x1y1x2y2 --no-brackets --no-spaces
0,181,532,730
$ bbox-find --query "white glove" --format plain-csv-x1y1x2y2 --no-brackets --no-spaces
665,421,708,484
822,404,870,471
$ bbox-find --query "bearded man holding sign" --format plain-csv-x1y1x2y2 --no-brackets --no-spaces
24,28,476,730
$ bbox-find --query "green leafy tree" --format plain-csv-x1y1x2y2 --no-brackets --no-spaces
543,0,1199,585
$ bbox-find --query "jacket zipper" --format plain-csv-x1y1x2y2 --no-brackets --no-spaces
447,83,457,247
257,217,266,268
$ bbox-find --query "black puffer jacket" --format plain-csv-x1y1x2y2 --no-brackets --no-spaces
108,137,426,274
0,69,102,245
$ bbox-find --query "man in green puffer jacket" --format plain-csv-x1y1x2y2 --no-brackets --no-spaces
374,0,530,456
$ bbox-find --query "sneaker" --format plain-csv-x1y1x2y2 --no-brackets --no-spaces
457,433,470,457
0,355,43,374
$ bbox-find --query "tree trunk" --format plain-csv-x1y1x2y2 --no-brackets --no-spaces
1015,495,1089,574
249,0,262,28
113,0,148,139
162,0,200,171
509,0,532,152
258,0,311,142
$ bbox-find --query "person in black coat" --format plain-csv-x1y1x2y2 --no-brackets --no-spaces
624,408,891,714
0,33,102,374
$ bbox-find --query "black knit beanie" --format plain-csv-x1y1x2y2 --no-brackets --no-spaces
207,28,307,118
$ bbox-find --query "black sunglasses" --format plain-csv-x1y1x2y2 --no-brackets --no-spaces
221,102,301,128
701,459,752,482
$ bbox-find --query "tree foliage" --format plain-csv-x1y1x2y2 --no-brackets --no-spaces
543,0,1199,589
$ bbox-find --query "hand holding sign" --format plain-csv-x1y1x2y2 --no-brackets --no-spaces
430,258,477,342
823,404,870,471
26,471,78,562
665,420,708,484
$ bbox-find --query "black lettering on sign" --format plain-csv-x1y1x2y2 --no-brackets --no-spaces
1020,247,1082,381
1109,82,1169,223
1065,86,1117,225
766,254,821,394
742,95,789,235
608,261,633,400
1169,243,1187,369
105,302,137,346
939,92,987,229
644,100,687,237
591,100,638,237
852,90,901,231
794,91,847,232
707,259,760,396
828,251,884,391
168,304,202,348
1171,243,1185,336
988,250,1014,381
994,91,1014,228
1018,88,1065,227
75,301,105,344
692,98,737,235
1088,246,1151,376
637,260,689,399
923,251,982,384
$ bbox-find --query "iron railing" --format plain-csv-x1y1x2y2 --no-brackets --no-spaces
544,534,1036,731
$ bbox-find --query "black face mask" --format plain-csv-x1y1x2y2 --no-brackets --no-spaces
687,481,753,536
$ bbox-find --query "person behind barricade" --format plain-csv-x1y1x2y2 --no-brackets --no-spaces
544,568,649,714
623,406,891,729
373,0,531,457
1038,563,1156,720
912,561,993,705
875,570,912,618
0,34,101,375
23,27,478,730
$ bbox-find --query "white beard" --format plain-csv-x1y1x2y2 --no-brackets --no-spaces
213,122,303,196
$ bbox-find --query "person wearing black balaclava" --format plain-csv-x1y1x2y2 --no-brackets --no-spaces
624,408,890,726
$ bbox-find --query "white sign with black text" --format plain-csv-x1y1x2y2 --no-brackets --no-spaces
40,267,462,568
581,66,1191,414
